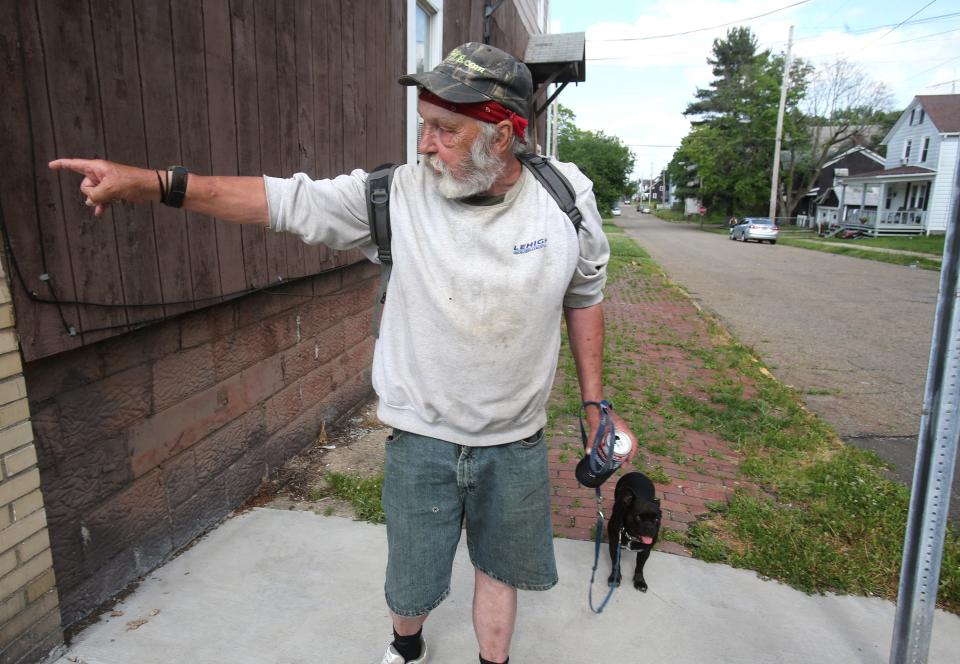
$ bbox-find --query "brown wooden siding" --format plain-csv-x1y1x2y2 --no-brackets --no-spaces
443,0,539,65
0,0,408,362
443,0,546,147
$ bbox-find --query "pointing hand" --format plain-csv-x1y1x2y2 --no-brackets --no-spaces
48,158,154,217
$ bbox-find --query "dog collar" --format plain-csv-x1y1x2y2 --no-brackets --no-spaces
619,527,648,552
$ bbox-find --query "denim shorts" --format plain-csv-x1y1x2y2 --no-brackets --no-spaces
381,428,558,617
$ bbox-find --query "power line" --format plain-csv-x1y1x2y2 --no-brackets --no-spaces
925,79,959,89
807,0,854,32
587,54,953,66
784,24,960,51
585,33,959,62
766,11,960,44
587,0,812,43
885,25,960,46
802,55,955,65
777,12,960,37
584,13,960,61
866,0,939,46
587,7,960,48
915,54,960,78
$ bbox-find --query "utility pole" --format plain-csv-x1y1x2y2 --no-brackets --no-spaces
768,25,793,222
650,162,654,206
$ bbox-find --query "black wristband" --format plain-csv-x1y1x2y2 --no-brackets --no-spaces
162,165,189,208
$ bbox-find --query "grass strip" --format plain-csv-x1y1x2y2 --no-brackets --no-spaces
778,238,942,271
654,215,944,257
809,234,944,255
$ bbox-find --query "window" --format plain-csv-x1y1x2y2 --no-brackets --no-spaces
919,109,925,124
909,183,928,209
407,1,443,163
910,109,916,125
921,137,930,162
903,140,912,162
415,5,430,74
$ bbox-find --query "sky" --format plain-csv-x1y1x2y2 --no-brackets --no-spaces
548,0,960,179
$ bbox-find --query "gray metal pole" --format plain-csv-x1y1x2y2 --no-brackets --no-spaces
889,148,960,663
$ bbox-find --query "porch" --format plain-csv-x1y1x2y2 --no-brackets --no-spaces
836,167,936,236
815,207,926,236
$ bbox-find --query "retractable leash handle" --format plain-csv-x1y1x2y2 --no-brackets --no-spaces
575,400,619,488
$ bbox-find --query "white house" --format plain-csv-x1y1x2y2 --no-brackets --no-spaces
837,94,959,236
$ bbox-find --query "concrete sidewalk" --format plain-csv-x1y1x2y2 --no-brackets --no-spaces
55,508,960,664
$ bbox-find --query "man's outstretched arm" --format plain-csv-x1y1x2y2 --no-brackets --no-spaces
48,159,269,226
564,302,637,459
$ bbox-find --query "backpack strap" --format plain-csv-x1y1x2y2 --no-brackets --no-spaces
517,152,583,233
366,163,399,339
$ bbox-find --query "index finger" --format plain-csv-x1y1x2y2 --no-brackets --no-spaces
49,158,96,176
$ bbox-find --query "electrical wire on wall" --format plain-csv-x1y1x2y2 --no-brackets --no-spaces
0,199,348,339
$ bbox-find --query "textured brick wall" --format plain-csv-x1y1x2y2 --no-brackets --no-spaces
0,262,64,664
25,261,378,629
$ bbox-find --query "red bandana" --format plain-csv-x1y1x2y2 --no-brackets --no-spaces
419,89,528,144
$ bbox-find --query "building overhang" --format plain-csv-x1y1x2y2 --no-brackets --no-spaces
523,32,586,119
842,174,936,185
842,166,936,185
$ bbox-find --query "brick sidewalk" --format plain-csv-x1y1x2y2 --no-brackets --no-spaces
546,264,759,557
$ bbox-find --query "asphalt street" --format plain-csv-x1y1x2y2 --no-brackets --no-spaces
615,209,958,521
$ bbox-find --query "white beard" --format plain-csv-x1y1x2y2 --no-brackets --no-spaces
423,134,505,199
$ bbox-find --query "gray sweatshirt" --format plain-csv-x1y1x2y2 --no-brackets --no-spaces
264,159,609,446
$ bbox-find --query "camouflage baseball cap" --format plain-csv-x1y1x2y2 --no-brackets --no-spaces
399,42,533,118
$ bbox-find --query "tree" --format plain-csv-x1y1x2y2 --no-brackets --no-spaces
778,58,894,218
671,27,809,216
685,27,763,122
556,105,635,214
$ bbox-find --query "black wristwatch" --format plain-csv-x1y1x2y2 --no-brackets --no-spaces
163,165,189,208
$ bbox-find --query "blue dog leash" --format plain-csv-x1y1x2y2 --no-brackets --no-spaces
580,400,621,614
588,486,622,613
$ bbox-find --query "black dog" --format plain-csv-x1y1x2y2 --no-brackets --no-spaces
607,472,662,592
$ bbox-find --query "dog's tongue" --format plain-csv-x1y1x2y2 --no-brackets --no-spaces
641,536,654,545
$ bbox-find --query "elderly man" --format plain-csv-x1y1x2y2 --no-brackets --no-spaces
51,42,634,664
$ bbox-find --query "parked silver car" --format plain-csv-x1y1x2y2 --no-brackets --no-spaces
730,217,778,244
